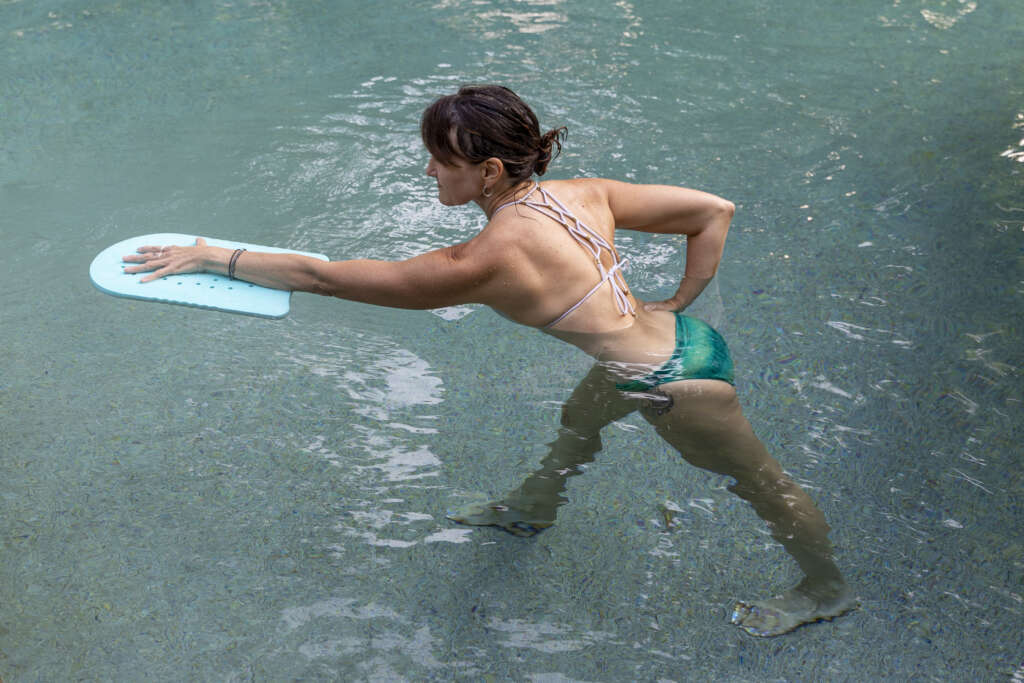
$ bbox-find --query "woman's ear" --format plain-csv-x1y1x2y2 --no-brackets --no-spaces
481,157,505,184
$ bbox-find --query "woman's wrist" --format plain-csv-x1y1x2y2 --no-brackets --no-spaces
675,275,712,307
204,246,234,276
227,248,247,280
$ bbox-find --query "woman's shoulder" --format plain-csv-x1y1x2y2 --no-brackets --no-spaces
528,178,620,239
540,176,617,191
538,177,621,207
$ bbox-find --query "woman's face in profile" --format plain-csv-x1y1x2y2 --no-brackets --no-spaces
425,152,483,206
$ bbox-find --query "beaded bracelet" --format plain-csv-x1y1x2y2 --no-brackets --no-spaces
228,248,246,280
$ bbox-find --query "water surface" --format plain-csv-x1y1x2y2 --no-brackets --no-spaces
2,0,1022,679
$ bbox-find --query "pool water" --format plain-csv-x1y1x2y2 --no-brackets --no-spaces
2,0,1022,679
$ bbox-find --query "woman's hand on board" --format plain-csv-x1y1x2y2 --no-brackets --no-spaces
122,237,222,283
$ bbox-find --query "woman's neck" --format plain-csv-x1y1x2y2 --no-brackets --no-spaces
479,179,536,219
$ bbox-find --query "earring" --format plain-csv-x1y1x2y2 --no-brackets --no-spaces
482,185,493,198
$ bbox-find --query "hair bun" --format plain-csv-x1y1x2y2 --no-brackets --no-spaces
422,86,567,182
534,126,567,176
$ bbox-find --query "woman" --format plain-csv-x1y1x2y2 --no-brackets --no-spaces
124,85,854,637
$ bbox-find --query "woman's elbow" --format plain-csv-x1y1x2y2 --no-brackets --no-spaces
305,260,350,298
707,199,734,237
718,198,736,221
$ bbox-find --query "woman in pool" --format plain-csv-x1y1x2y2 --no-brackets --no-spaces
124,84,854,637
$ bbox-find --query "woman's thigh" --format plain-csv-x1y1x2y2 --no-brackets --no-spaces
559,362,639,436
637,379,785,484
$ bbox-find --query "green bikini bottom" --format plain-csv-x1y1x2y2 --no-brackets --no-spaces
615,313,735,392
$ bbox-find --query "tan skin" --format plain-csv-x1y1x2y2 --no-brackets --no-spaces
124,149,854,636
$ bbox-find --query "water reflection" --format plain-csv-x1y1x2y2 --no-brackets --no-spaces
281,597,406,630
281,598,449,674
999,112,1024,163
878,0,978,29
826,319,913,348
280,335,444,417
483,617,617,654
920,0,978,30
431,0,568,37
351,437,442,483
276,326,462,567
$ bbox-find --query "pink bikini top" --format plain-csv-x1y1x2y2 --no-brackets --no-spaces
492,183,636,329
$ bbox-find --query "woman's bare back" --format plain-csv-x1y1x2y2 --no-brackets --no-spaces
479,179,680,367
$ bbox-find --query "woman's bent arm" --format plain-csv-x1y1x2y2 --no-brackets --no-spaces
597,179,734,311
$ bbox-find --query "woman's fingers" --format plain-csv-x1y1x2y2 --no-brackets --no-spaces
643,298,685,312
137,253,189,282
139,266,172,283
123,258,171,280
123,245,174,263
122,243,195,280
123,248,168,269
121,238,208,282
122,254,165,270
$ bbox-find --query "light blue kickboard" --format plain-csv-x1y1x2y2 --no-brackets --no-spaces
89,233,329,318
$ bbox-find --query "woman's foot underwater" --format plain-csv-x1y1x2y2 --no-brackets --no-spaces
451,498,856,637
446,499,555,538
730,578,857,637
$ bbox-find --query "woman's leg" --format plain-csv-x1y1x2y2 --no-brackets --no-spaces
638,379,855,636
448,362,637,536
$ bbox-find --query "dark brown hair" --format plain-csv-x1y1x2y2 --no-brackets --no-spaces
421,85,567,182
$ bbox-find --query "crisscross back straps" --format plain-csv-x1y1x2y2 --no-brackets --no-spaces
493,183,636,328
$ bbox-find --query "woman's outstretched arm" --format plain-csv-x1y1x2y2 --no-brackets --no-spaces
123,236,505,310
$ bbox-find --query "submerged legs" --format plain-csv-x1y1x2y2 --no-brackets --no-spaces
447,363,635,536
638,379,855,636
449,364,854,636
